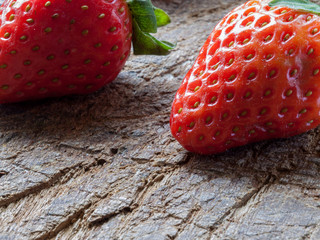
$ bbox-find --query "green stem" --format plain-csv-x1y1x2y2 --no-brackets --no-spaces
126,0,175,55
269,0,320,15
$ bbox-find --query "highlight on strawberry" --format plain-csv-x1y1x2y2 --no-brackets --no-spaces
0,0,174,103
170,0,320,155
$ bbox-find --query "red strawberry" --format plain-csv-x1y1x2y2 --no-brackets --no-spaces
0,0,173,103
170,0,320,155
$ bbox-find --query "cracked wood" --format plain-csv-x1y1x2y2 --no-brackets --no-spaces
1,0,320,239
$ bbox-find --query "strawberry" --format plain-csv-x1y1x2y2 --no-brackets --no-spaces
0,0,173,103
170,0,320,155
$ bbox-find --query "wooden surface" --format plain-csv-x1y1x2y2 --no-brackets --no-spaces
1,0,320,239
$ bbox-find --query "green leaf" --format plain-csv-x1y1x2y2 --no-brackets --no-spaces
269,0,320,15
154,7,171,27
126,0,175,55
127,0,158,33
132,19,175,55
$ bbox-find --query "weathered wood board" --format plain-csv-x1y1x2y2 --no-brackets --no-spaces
1,0,320,239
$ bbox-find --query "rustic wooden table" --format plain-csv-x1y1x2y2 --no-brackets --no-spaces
1,0,320,239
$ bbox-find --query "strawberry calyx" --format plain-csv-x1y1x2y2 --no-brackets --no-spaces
269,0,320,14
126,0,175,55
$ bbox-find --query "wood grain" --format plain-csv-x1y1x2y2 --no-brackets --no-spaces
1,0,320,239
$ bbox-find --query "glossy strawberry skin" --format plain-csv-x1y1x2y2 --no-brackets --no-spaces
0,0,132,103
170,0,320,155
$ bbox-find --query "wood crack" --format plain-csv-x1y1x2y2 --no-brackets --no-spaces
37,202,92,240
207,175,274,237
0,155,108,207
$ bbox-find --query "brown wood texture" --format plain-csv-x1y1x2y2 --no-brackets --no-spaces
1,0,320,239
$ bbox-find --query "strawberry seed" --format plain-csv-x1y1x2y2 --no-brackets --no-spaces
243,38,250,44
109,27,117,32
299,108,307,114
82,29,89,36
98,13,105,19
25,4,31,12
240,110,247,116
233,126,239,132
81,5,89,10
62,64,69,70
1,85,9,90
246,54,254,60
248,72,256,79
290,69,297,76
265,121,272,126
265,54,272,60
44,27,52,33
269,69,276,77
32,46,40,51
227,93,233,100
26,19,34,24
47,55,55,60
305,91,313,97
264,90,271,96
249,129,255,134
260,108,267,115
52,13,59,18
222,112,228,119
308,48,314,55
14,74,22,79
20,35,27,41
288,49,294,55
77,74,85,79
312,28,318,34
285,89,293,97
210,96,217,103
228,74,236,81
24,60,31,66
264,34,271,41
111,45,119,51
283,33,290,41
244,91,251,98
4,32,11,38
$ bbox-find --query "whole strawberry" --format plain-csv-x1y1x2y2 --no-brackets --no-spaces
0,0,173,103
170,0,320,155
